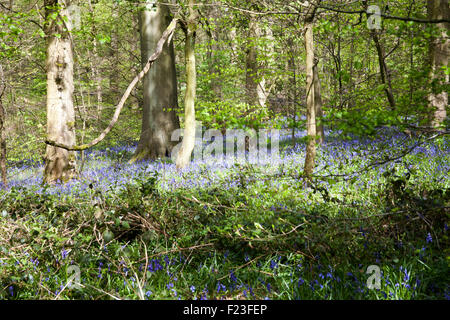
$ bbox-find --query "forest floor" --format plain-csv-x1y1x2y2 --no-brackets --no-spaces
0,128,448,300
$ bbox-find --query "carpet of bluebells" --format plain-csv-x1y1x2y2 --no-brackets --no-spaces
0,127,448,300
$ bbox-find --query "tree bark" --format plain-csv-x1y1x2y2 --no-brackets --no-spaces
370,30,396,110
245,15,262,107
132,1,180,162
314,59,324,144
427,0,449,127
87,0,103,120
303,1,321,181
288,38,297,143
109,2,119,98
304,19,316,180
43,0,77,184
176,0,197,169
0,64,7,188
206,5,222,100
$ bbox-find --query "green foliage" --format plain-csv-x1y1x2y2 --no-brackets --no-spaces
197,100,272,130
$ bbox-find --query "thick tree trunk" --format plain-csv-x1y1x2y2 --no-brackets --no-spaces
43,0,77,184
176,0,197,169
304,20,316,180
427,0,449,127
132,1,180,162
0,64,7,188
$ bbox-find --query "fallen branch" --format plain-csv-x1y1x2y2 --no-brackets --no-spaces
45,17,179,151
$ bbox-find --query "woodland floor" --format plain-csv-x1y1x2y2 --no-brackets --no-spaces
0,128,448,300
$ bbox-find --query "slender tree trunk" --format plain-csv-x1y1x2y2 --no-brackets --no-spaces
88,0,103,120
348,36,356,108
132,1,180,162
337,16,343,108
314,59,324,144
43,0,77,184
257,26,274,109
427,0,449,127
304,19,316,180
206,6,222,100
245,15,261,107
0,64,7,187
370,30,396,110
176,0,197,169
409,28,415,108
109,2,119,98
288,38,297,143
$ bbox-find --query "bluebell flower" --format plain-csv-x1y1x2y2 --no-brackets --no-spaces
403,269,410,282
230,270,237,283
190,285,196,293
270,260,278,270
426,233,432,243
216,282,226,293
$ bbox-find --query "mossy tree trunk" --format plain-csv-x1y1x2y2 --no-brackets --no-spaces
176,0,197,170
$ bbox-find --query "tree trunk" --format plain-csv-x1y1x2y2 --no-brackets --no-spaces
245,15,261,107
288,42,298,143
314,59,324,144
43,0,77,184
176,0,197,169
206,6,222,100
109,2,119,98
427,0,449,127
370,30,396,110
88,0,103,120
304,20,316,180
0,64,7,188
132,1,180,162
